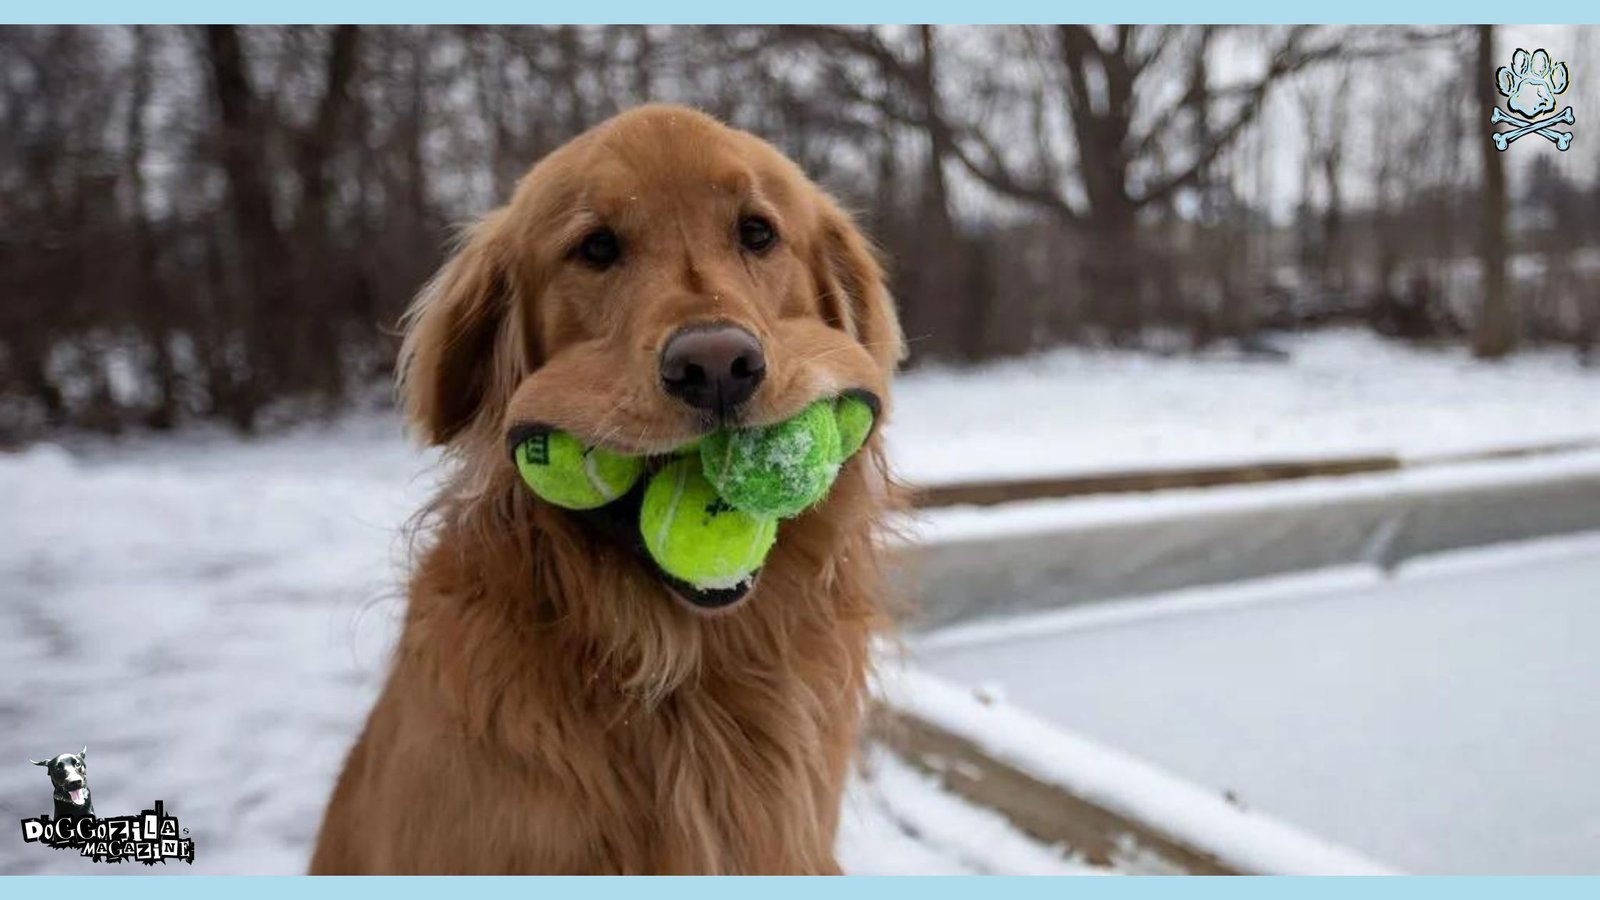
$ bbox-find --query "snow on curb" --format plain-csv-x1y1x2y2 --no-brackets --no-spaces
896,448,1600,629
840,747,1109,875
904,449,1600,546
878,665,1399,875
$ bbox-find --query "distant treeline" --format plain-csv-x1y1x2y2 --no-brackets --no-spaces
2,25,1596,440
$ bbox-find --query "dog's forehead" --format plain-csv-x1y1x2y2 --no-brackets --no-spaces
595,132,753,203
579,111,807,215
515,106,821,251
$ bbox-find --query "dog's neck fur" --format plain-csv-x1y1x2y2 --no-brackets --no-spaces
410,454,892,697
388,446,895,871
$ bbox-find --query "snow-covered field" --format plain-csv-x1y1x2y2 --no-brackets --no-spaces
893,330,1600,485
3,329,1597,874
0,427,1089,875
918,534,1600,874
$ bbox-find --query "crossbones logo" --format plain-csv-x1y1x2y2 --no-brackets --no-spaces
1491,48,1574,152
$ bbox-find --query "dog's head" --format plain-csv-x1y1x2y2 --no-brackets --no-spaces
398,105,904,609
32,748,90,809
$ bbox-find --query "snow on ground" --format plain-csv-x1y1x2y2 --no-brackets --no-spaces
3,329,1596,873
838,747,1103,876
915,533,1600,874
0,427,1091,875
0,428,421,875
891,329,1600,485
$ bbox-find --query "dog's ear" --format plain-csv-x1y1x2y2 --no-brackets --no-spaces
809,197,906,377
31,759,47,767
80,747,86,762
399,209,522,445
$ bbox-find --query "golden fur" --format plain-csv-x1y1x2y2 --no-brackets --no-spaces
309,104,905,874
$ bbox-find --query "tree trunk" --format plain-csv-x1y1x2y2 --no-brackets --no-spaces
296,24,361,239
1473,24,1514,359
1058,26,1143,346
296,24,362,400
203,24,288,428
910,25,977,362
125,26,180,429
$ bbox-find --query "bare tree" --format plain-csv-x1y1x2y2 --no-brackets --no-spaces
939,26,1443,344
1294,62,1353,298
1472,24,1513,359
1,25,1588,442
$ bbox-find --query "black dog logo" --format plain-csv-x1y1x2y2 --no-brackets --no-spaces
19,750,196,865
31,748,93,819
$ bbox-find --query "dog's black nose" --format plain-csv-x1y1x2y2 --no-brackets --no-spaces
659,324,765,418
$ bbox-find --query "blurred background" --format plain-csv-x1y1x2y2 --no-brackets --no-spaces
2,24,1597,440
4,24,1600,876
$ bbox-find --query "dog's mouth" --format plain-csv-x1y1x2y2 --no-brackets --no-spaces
572,475,757,612
64,787,87,805
502,422,758,612
506,389,882,613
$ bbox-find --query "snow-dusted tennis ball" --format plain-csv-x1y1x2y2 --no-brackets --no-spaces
700,400,842,519
835,394,876,459
513,430,642,510
640,458,777,590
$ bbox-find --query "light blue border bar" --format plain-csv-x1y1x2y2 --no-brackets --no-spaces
8,877,1600,892
7,5,1600,24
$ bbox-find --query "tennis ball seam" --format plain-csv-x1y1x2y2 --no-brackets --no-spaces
582,450,623,502
653,460,689,553
640,459,775,591
742,512,770,574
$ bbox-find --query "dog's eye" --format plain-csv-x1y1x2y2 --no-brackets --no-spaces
738,216,777,253
575,228,621,270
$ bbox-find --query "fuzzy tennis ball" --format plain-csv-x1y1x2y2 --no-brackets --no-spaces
700,400,842,519
640,458,777,590
835,394,876,459
512,430,643,510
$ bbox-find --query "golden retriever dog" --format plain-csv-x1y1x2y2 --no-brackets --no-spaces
310,104,904,874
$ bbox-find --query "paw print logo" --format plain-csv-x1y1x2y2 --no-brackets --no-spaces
1499,48,1568,117
1490,48,1575,152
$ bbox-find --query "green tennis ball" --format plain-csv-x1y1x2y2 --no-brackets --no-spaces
700,400,842,519
835,394,876,459
640,458,777,590
513,430,643,510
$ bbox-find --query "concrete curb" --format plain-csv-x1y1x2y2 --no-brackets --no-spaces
901,450,1600,630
